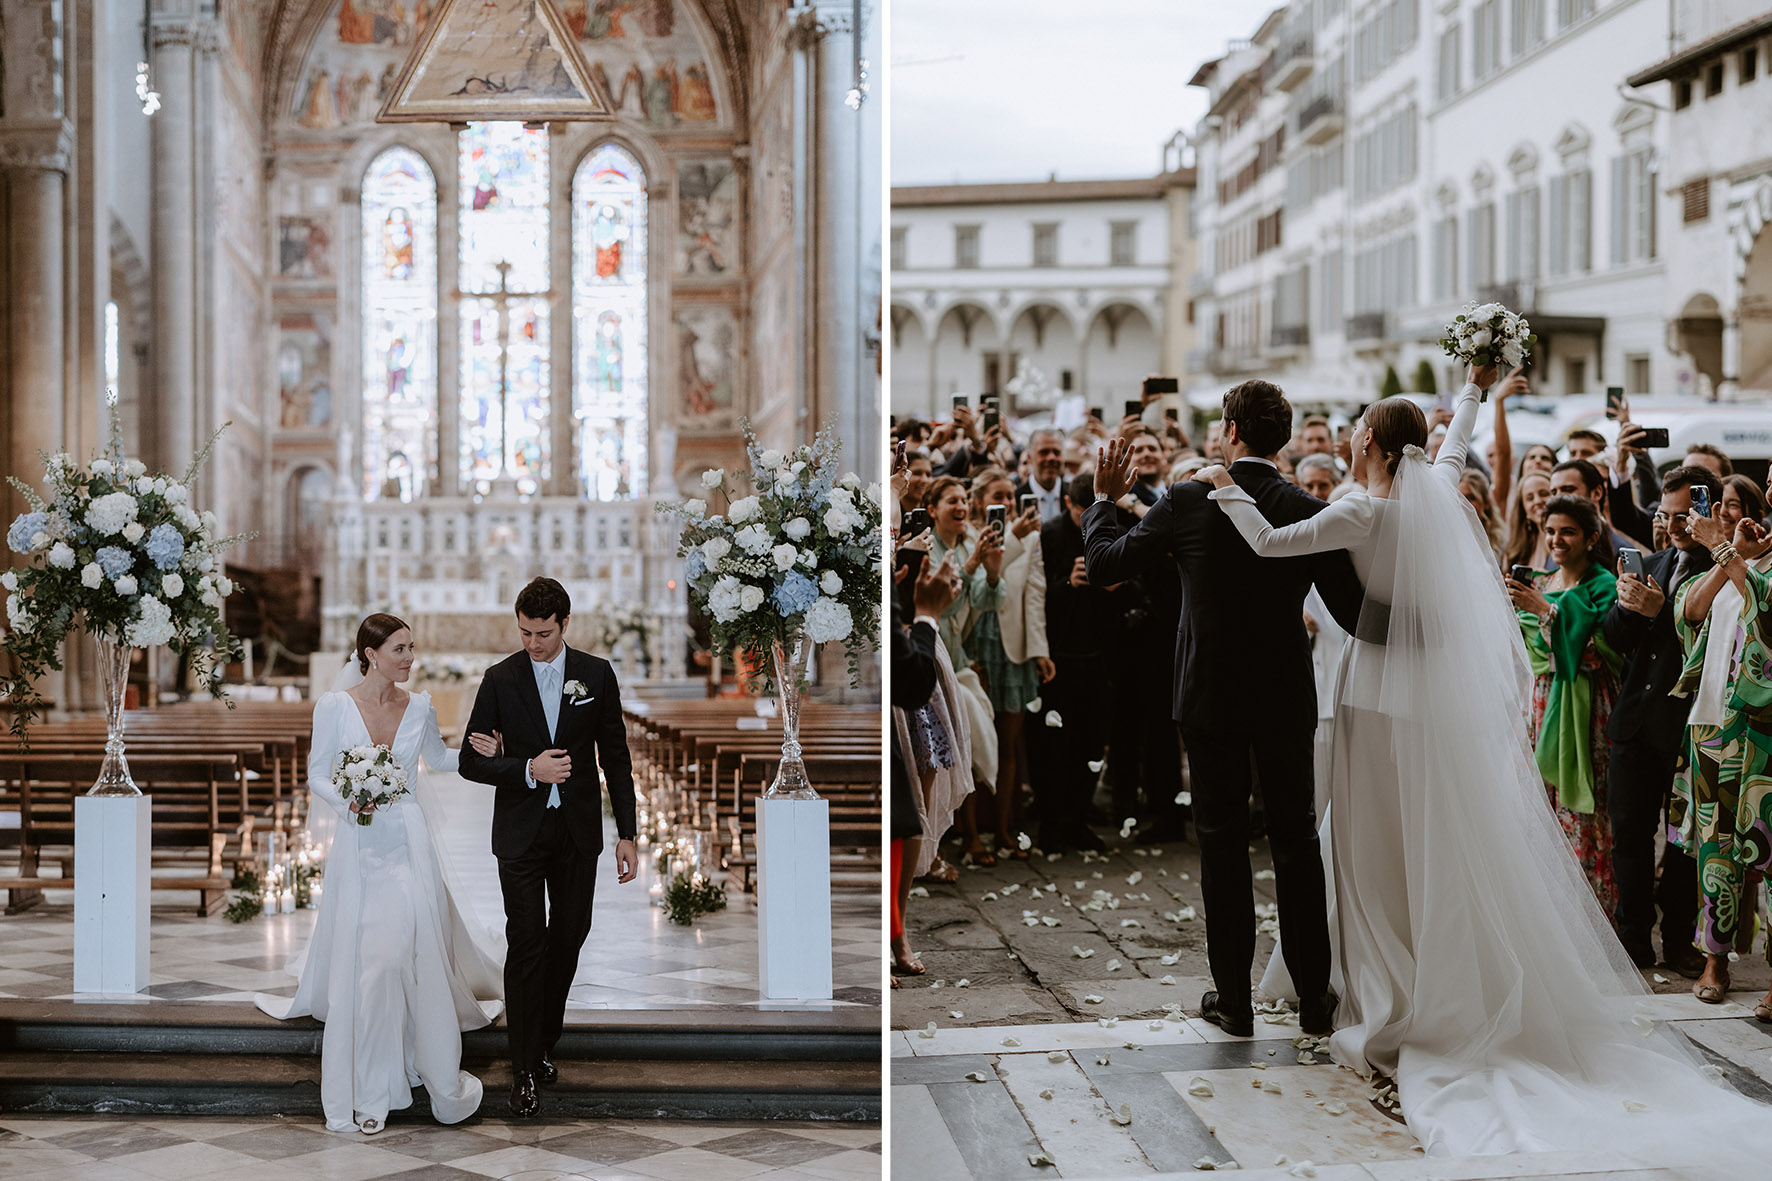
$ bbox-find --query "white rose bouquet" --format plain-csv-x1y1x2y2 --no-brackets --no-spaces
335,743,409,826
1439,302,1538,398
658,419,882,688
1,405,251,738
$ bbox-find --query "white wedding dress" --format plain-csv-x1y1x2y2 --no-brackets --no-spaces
1214,387,1772,1168
255,690,503,1133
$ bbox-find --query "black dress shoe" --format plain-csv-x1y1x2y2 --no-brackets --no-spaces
1199,990,1254,1037
1299,990,1339,1036
1621,939,1657,969
509,1069,540,1117
1133,821,1188,845
538,1054,558,1085
1664,945,1708,979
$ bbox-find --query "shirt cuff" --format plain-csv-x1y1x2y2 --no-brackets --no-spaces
525,758,536,789
1207,485,1255,504
912,615,940,631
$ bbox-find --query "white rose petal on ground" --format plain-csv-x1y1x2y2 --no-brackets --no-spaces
1161,975,1177,985
1029,1151,1055,1166
907,886,928,898
1044,710,1063,728
1110,1103,1133,1126
1160,952,1181,965
1025,697,1042,713
1089,759,1106,772
1175,791,1192,806
1082,994,1104,1004
965,1071,989,1083
1188,1077,1214,1097
1047,1051,1067,1063
1041,916,1061,927
1261,1079,1283,1094
956,978,971,987
1105,958,1122,972
949,1010,964,1019
1038,1089,1053,1100
1623,1099,1648,1113
1254,869,1276,881
918,1023,938,1039
1017,833,1032,850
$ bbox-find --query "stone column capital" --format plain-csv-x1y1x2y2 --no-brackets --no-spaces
789,4,866,50
0,123,73,173
151,16,222,53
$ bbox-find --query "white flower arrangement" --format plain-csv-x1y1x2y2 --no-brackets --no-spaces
334,743,409,826
658,419,882,688
2,407,251,736
1440,302,1538,397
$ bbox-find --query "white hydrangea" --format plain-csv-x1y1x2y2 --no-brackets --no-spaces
0,571,16,592
759,449,784,470
126,596,175,648
707,575,745,623
701,537,733,568
133,476,154,496
772,543,799,571
122,459,147,479
81,562,103,589
735,524,774,555
173,504,200,530
161,573,184,598
86,491,139,536
804,596,853,644
200,510,218,533
163,482,188,505
838,473,862,491
738,584,766,614
728,496,761,524
47,542,74,569
91,459,114,477
216,576,234,596
684,498,707,519
820,571,843,595
121,521,145,545
701,468,725,489
114,574,138,596
783,517,812,541
151,478,168,496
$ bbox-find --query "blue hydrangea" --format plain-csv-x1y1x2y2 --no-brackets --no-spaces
145,523,184,570
685,549,707,580
95,546,134,578
7,512,47,554
772,571,820,617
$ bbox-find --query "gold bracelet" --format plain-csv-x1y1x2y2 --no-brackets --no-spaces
1712,543,1739,566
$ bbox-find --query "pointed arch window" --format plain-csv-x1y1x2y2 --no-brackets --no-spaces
572,143,648,499
361,147,438,502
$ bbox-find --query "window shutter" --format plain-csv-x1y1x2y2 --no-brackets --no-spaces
1504,191,1520,281
1571,170,1591,270
1610,156,1627,264
1547,175,1566,276
1523,186,1539,281
1683,177,1710,223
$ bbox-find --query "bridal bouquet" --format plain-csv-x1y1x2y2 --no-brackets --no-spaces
1,409,250,736
336,743,409,826
1440,302,1538,394
658,420,882,686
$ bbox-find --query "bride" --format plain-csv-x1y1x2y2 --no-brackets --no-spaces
255,612,505,1135
1163,368,1772,1166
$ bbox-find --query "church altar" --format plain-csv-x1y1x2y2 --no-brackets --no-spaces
319,491,688,667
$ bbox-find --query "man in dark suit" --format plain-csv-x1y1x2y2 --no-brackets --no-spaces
459,577,638,1116
1013,428,1068,525
1083,379,1364,1037
1600,465,1719,976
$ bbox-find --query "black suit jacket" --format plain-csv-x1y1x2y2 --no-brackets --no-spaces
1601,545,1710,750
458,646,637,861
1040,511,1106,658
1082,460,1365,732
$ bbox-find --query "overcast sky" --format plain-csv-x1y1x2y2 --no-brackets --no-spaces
890,0,1275,187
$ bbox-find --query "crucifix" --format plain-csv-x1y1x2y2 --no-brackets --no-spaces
455,258,554,491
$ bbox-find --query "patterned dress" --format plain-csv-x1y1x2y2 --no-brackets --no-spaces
1671,563,1772,962
1520,569,1623,918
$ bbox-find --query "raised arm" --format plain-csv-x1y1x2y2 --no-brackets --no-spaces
1206,484,1376,558
1433,384,1483,480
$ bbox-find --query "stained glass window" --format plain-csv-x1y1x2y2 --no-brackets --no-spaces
458,122,551,495
361,147,438,502
572,143,648,499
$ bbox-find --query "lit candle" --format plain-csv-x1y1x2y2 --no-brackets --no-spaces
281,889,295,914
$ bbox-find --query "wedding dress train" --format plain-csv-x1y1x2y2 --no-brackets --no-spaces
1220,387,1772,1169
255,690,503,1133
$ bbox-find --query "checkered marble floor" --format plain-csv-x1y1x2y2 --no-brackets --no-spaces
0,780,880,1010
891,996,1772,1180
0,1112,883,1180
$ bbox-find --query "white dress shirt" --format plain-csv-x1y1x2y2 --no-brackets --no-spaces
523,646,566,808
1028,476,1064,523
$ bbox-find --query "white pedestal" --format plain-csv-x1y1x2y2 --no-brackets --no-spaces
74,795,151,994
755,797,833,1000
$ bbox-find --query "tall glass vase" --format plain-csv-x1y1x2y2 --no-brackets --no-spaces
763,633,819,800
89,634,140,797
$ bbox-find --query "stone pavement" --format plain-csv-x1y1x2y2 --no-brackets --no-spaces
892,832,1772,1179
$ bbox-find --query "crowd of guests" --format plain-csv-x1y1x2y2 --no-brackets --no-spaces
888,376,1772,1009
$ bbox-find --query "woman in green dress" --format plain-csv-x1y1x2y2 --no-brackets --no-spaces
1671,508,1772,1014
1506,494,1623,916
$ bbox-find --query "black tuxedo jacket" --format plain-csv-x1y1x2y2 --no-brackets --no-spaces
458,646,637,861
1082,460,1365,732
1601,545,1710,750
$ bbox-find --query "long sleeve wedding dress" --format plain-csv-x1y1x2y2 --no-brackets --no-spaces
1207,387,1772,1168
255,690,503,1133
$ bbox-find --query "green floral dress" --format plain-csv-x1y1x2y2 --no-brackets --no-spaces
1671,563,1772,961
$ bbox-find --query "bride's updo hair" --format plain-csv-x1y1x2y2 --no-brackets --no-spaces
356,613,410,672
1363,398,1429,476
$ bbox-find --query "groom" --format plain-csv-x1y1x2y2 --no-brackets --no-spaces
459,577,638,1116
1084,380,1363,1037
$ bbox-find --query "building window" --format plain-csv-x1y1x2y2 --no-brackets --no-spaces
955,224,980,268
890,226,906,269
1060,369,1074,391
1433,215,1458,298
1548,169,1591,275
1033,222,1058,268
1675,78,1693,108
1683,177,1710,223
1110,221,1137,266
361,146,438,502
1556,0,1594,30
1744,46,1759,83
1627,354,1651,394
571,142,649,500
1707,61,1725,97
1611,149,1656,264
1565,358,1586,394
1473,0,1501,79
1470,201,1497,288
1509,0,1544,57
1506,186,1540,282
1437,24,1461,102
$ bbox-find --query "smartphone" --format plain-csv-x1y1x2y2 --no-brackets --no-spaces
1124,399,1144,420
982,407,1000,433
1087,406,1104,422
1165,407,1180,423
895,548,927,614
1019,493,1037,516
1618,548,1645,580
985,504,1007,534
1638,426,1670,449
952,394,969,413
1605,386,1626,420
1509,564,1535,585
1692,485,1711,518
902,507,930,539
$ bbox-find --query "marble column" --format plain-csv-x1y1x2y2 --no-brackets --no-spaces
1720,312,1741,401
3,144,70,511
150,18,204,475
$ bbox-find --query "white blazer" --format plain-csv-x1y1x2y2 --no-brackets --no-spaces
995,528,1049,665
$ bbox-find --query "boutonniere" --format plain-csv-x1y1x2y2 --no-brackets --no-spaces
564,679,593,706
